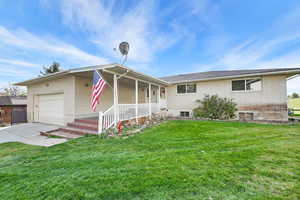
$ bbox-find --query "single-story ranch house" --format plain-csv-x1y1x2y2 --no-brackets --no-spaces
16,63,300,134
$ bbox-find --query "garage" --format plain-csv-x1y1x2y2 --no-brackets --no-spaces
34,93,64,125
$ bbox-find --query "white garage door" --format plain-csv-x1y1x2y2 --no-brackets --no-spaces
36,93,64,125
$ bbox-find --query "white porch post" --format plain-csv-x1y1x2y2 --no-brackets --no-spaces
135,79,138,123
148,83,152,119
113,74,118,127
165,87,167,108
158,85,161,108
98,111,103,135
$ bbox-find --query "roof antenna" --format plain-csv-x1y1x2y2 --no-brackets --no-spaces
116,41,129,65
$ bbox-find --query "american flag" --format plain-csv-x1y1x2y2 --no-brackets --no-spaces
91,70,106,111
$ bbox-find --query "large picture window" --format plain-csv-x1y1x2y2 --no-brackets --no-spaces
232,79,262,92
177,84,196,94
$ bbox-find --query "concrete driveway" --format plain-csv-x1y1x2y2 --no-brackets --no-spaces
0,123,68,147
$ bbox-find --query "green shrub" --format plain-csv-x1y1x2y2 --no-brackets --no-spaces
193,94,237,120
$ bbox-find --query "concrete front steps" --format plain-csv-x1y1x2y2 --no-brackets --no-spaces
58,118,99,136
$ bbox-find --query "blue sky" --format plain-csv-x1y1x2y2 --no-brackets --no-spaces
0,0,300,94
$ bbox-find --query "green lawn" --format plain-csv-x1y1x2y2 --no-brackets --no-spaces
291,114,300,117
0,121,299,200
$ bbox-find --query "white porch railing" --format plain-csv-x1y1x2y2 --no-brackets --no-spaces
160,99,167,108
118,104,136,121
137,103,149,118
151,103,160,114
98,106,114,133
98,103,160,134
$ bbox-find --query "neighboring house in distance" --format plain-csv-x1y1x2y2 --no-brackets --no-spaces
0,96,27,125
15,64,300,132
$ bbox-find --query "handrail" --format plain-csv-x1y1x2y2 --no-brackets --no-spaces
103,105,114,115
98,105,115,134
98,103,161,134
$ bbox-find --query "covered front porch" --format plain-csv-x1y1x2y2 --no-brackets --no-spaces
72,65,168,133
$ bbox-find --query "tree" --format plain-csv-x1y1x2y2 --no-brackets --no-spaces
193,94,237,120
40,62,61,76
291,92,299,99
1,83,27,96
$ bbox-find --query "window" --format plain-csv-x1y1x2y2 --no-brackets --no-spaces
177,85,186,94
180,111,190,117
232,80,245,91
232,79,262,92
187,84,196,93
246,79,262,91
177,84,196,94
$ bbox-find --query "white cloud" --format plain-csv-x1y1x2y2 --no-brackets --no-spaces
60,0,177,63
0,58,40,68
196,3,300,70
287,76,300,94
0,66,31,77
59,0,219,63
0,26,108,66
187,0,220,27
260,49,300,68
204,30,300,70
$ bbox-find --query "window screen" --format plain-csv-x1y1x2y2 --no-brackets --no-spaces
177,85,186,94
232,80,245,91
232,79,262,91
187,84,196,93
177,84,196,94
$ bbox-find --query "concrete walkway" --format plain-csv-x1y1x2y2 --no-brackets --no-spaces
0,123,68,147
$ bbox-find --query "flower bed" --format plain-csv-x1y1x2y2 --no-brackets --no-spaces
100,114,166,139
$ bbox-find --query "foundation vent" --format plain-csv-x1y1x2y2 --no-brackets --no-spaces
239,112,254,121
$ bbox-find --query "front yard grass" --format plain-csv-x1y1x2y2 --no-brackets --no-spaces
0,120,299,200
291,113,300,117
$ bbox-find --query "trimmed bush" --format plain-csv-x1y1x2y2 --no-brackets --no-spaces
193,94,237,120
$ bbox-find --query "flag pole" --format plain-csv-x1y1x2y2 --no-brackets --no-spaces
95,70,113,89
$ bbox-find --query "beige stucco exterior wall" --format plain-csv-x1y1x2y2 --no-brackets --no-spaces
27,76,76,125
166,75,288,120
74,76,113,118
26,74,160,125
74,76,151,119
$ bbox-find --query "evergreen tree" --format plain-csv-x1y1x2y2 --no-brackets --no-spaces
40,62,61,76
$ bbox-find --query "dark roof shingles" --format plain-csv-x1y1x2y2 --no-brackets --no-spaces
160,68,300,83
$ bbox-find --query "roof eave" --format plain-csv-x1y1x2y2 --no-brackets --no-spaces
14,63,170,86
14,70,71,86
166,69,300,84
114,64,170,86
